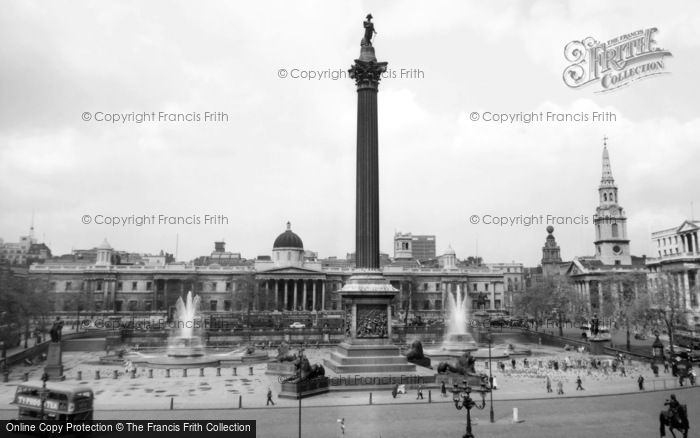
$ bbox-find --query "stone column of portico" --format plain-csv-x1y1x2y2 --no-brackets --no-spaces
596,281,602,313
274,281,279,311
293,281,298,311
284,280,288,310
312,282,317,311
321,282,325,310
302,281,307,311
683,271,690,310
584,281,591,313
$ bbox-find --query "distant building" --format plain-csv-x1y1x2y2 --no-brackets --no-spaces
0,223,51,265
541,226,566,277
393,232,436,261
646,219,700,328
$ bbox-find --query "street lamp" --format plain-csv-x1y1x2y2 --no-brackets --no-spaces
652,330,664,362
39,372,49,419
487,329,494,423
451,380,489,438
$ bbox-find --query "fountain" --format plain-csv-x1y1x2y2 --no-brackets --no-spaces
441,286,478,352
167,292,205,358
424,286,511,361
119,291,269,368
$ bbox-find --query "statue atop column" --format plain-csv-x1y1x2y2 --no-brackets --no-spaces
361,14,377,47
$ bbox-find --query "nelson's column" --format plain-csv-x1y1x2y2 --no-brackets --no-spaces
325,15,416,374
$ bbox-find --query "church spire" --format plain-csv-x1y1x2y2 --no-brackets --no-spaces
600,136,616,189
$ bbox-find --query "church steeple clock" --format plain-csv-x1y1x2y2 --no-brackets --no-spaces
593,137,631,265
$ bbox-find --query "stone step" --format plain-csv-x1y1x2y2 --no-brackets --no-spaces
328,352,410,365
323,359,417,374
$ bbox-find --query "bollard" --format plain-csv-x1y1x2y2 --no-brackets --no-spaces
166,369,170,378
233,367,237,376
428,390,432,403
113,370,118,379
200,368,204,377
23,372,29,382
239,395,242,409
183,368,188,378
513,407,519,423
95,370,100,380
369,392,372,405
170,397,174,410
77,371,82,381
249,366,253,376
216,367,221,377
148,369,153,379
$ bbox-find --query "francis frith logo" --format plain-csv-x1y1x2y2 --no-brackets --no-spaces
563,27,672,92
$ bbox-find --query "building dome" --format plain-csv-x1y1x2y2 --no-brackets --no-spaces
98,238,112,250
444,245,456,256
273,222,304,249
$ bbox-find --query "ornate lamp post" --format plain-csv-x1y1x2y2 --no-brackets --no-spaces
39,372,49,419
451,380,489,438
487,328,494,423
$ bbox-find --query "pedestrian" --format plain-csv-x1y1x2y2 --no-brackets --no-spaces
441,381,447,397
576,376,584,391
492,376,498,390
511,358,516,369
664,360,670,373
338,418,345,435
546,376,552,393
500,362,505,372
416,384,424,400
652,363,659,377
266,387,275,406
524,358,529,368
557,380,564,395
392,383,398,399
637,375,644,391
620,365,626,377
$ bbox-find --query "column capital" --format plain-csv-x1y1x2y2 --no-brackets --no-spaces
349,58,388,90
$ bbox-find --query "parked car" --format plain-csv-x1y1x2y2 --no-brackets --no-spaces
289,322,306,329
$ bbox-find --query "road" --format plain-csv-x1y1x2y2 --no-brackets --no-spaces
3,387,697,437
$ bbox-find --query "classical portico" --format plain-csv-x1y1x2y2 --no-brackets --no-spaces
256,269,327,312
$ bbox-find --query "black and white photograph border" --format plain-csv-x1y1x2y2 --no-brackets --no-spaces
0,1,699,437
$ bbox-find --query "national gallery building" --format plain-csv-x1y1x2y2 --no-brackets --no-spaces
28,222,521,321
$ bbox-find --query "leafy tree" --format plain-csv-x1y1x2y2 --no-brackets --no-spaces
599,272,647,351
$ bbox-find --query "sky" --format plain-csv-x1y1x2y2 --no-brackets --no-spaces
1,0,699,266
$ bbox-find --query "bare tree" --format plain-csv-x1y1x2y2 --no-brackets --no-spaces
642,271,691,355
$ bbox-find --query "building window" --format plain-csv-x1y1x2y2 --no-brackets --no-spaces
96,282,102,291
226,282,232,292
127,300,138,311
210,301,218,311
495,300,501,309
131,282,137,291
117,281,123,291
423,300,430,310
472,283,477,292
114,300,123,312
485,283,489,291
65,282,72,291
211,282,217,292
144,301,152,312
224,300,232,311
434,299,442,309
612,223,619,238
146,282,152,291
